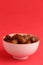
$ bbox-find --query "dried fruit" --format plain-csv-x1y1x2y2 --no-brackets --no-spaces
14,34,26,44
4,34,39,44
23,34,32,40
4,35,11,42
11,39,18,44
27,40,31,43
30,36,38,43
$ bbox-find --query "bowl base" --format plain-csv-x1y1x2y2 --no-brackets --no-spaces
13,56,29,60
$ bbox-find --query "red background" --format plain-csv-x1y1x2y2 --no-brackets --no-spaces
0,0,43,65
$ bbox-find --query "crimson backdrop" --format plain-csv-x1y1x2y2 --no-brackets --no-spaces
0,0,43,65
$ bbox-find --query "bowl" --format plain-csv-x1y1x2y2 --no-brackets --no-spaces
2,33,40,60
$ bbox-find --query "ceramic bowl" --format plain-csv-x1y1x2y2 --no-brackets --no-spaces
2,33,40,60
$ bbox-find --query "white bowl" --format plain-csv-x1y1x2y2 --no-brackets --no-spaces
2,33,40,60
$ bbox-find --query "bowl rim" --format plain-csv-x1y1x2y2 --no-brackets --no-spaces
2,33,40,45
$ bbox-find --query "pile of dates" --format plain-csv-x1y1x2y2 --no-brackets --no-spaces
4,34,39,44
